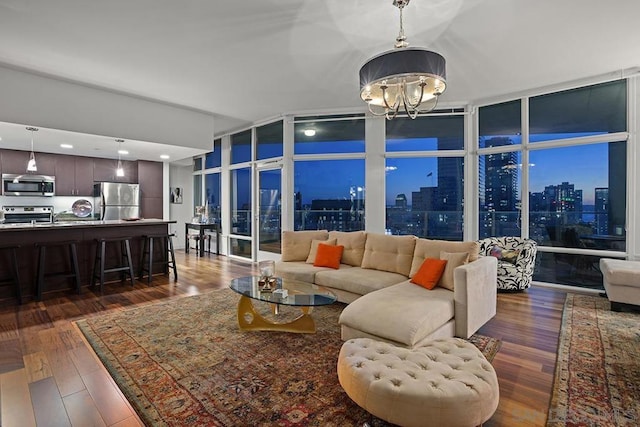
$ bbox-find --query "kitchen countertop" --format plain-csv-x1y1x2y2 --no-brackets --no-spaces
0,218,175,231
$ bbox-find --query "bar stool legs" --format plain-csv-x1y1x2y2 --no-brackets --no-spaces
139,234,178,284
0,245,22,304
91,238,135,293
35,241,81,301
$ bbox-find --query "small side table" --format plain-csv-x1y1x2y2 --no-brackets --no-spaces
185,223,220,256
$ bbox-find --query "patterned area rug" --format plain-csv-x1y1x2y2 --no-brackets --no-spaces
77,289,501,426
547,293,640,426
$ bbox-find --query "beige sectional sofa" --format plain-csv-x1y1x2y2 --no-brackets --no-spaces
275,230,498,349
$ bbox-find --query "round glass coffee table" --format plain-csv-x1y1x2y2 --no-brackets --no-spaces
229,276,337,334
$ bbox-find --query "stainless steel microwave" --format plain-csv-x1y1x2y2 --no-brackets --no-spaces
2,174,55,196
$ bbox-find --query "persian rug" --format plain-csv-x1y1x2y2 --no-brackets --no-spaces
547,293,640,426
77,289,501,427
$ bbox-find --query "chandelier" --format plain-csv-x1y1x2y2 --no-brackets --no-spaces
359,0,447,119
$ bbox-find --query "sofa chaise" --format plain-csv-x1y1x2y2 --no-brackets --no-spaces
275,230,498,349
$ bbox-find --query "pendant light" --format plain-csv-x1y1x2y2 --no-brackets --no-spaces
26,126,39,172
116,139,125,177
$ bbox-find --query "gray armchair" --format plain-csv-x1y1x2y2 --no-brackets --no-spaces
478,237,538,291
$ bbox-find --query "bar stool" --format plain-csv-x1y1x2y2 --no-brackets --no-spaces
91,237,136,293
139,233,178,284
35,241,81,301
0,245,22,304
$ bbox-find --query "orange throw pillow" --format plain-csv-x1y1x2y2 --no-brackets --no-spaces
313,243,344,269
410,258,448,290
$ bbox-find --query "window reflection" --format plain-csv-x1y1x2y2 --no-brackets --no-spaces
231,130,252,164
257,121,283,160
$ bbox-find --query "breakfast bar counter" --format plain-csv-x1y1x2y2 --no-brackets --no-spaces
0,219,176,302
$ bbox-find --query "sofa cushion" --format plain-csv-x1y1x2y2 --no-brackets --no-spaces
439,251,470,291
338,281,455,347
361,233,416,276
306,238,337,263
315,267,407,295
328,231,367,267
410,258,447,290
275,261,347,283
281,230,329,262
410,239,479,278
313,244,344,269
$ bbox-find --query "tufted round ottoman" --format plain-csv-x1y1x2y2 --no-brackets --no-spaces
337,337,499,427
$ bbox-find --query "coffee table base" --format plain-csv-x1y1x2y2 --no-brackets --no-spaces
237,295,316,333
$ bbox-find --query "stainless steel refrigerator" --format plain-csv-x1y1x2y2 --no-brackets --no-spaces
94,182,140,220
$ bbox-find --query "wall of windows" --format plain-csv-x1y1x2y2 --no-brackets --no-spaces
477,80,628,289
189,75,636,291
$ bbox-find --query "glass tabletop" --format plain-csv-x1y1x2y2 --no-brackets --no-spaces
229,276,337,307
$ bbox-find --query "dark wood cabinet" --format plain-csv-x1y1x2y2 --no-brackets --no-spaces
1,150,56,176
75,158,94,195
141,197,163,219
138,161,164,218
137,161,163,198
55,155,95,196
93,158,138,184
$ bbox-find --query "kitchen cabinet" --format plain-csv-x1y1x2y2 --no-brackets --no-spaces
93,158,138,183
138,161,163,218
55,156,94,196
1,150,56,176
141,197,163,219
137,161,163,198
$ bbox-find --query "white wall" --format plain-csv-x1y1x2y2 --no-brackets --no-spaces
0,65,214,149
168,164,194,249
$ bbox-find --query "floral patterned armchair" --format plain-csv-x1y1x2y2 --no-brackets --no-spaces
478,237,538,291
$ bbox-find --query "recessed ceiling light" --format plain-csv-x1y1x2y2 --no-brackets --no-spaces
304,129,316,137
60,143,73,149
160,154,170,159
118,149,129,155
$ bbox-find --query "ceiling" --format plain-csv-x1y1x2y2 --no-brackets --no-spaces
0,0,639,163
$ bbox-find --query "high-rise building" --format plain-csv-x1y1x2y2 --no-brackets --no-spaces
553,182,583,224
480,137,519,237
435,138,464,213
595,187,609,234
395,193,408,209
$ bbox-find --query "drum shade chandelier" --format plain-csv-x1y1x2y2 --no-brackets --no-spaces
359,0,447,119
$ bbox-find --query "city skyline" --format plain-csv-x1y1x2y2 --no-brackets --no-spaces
288,142,611,207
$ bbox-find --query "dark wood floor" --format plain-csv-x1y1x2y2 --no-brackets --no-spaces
0,251,571,427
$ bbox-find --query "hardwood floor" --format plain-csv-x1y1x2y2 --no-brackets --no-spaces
0,251,570,426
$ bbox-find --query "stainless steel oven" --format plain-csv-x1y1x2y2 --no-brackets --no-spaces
2,174,55,196
2,205,53,224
